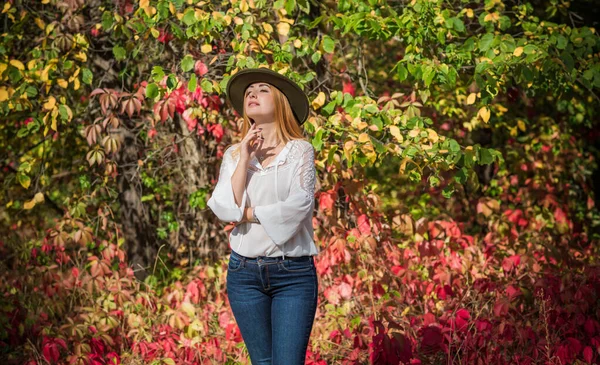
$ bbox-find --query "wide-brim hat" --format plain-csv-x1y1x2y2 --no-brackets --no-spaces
226,68,309,125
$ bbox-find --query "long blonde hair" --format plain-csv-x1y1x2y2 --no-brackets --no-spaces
230,84,306,158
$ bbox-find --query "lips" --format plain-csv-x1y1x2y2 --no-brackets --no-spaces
248,102,260,107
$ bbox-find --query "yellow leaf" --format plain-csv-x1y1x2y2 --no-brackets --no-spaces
140,0,149,8
517,119,526,132
169,2,176,14
263,22,273,33
513,47,524,57
466,93,477,105
233,16,243,25
181,302,195,318
34,17,45,30
51,117,58,132
43,96,56,111
344,140,355,151
75,51,87,62
408,129,420,138
293,39,302,48
143,6,156,16
34,192,45,203
10,60,25,70
6,200,13,208
427,128,439,143
478,106,491,123
0,63,6,76
277,22,290,36
466,8,474,18
358,133,370,143
389,125,403,142
240,0,248,12
311,92,325,110
73,77,80,90
201,44,212,54
150,27,160,38
0,87,8,102
24,198,36,210
2,3,11,13
57,79,68,88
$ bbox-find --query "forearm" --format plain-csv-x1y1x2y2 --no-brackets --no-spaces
239,207,256,223
231,156,249,207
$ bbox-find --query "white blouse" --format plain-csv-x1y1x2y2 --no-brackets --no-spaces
207,138,320,260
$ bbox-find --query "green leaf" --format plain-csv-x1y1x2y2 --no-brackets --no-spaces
397,63,408,81
81,68,93,85
556,35,568,50
311,51,322,64
523,44,536,54
478,147,494,165
113,45,127,61
188,74,197,92
442,185,454,198
166,74,178,90
297,0,310,13
18,173,31,189
449,139,461,153
181,55,195,72
182,9,197,26
452,17,465,32
58,105,69,120
312,129,324,151
151,66,165,82
323,101,336,115
479,33,494,51
322,36,335,53
285,0,296,14
146,83,159,98
101,11,114,30
200,78,213,93
25,86,37,97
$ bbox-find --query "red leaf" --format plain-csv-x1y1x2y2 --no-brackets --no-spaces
357,214,371,235
493,298,510,317
318,191,335,211
342,81,356,96
583,346,593,364
420,326,443,353
195,61,208,77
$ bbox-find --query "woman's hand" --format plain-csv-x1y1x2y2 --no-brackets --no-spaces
240,123,263,163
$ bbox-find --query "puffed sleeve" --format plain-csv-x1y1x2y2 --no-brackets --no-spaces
207,146,248,223
253,143,316,247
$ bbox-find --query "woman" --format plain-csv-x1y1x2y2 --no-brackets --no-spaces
207,68,319,365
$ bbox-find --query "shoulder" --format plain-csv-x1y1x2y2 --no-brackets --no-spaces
291,139,314,154
224,143,240,157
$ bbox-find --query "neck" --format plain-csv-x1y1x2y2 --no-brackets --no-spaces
254,120,279,146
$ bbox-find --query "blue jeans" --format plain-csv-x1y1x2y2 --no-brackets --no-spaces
226,249,318,365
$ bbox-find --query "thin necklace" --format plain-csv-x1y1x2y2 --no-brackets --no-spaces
257,141,281,162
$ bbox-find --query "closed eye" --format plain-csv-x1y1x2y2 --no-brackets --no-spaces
246,88,270,96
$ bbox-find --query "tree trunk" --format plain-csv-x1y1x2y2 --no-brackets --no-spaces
116,128,158,281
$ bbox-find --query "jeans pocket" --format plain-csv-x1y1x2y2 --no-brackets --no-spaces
228,255,244,272
280,257,313,273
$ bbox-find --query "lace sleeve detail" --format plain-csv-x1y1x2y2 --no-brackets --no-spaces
298,143,316,199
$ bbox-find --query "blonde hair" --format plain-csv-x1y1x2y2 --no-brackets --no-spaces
230,84,306,158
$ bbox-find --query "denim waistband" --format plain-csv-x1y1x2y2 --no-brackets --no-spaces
230,250,313,263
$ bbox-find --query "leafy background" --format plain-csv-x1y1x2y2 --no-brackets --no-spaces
1,0,599,364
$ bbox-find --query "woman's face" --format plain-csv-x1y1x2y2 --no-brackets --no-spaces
244,82,276,123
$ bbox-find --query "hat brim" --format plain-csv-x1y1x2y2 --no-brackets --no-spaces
226,68,309,125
